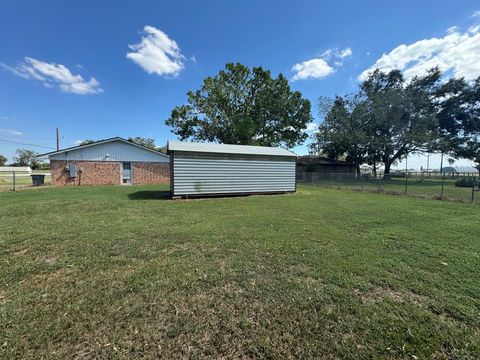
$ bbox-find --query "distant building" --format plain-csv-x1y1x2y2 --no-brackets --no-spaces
39,137,170,186
442,166,479,174
0,166,32,174
296,156,357,179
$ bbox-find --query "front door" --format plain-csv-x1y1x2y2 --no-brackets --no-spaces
121,162,132,185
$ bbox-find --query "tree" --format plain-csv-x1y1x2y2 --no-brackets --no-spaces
128,137,157,150
360,69,440,177
0,154,7,166
314,96,369,174
314,68,441,177
166,63,312,148
433,76,480,170
474,154,480,173
14,149,40,168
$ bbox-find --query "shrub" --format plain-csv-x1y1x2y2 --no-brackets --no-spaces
455,177,479,188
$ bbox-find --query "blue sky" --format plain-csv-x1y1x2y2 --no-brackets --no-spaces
1,0,479,169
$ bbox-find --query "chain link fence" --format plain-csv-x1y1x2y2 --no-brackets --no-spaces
298,172,480,204
0,171,51,191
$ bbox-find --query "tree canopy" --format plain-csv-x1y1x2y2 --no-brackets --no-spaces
128,137,156,149
433,77,480,161
313,68,480,176
166,63,312,148
0,154,7,166
128,137,166,153
14,149,40,168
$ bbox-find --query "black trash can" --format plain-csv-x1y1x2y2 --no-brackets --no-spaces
31,174,46,186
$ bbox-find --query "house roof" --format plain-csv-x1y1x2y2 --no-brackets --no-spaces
167,141,297,157
297,155,355,166
38,137,169,158
442,166,479,173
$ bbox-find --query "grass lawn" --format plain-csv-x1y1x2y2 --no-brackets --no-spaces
1,185,479,358
302,177,479,203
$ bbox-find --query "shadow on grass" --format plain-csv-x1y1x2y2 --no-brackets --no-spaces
127,190,171,200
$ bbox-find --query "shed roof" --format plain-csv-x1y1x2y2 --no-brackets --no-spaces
167,141,297,157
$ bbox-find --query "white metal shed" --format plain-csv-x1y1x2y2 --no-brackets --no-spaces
167,141,297,197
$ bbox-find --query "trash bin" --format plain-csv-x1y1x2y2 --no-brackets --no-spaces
31,174,46,186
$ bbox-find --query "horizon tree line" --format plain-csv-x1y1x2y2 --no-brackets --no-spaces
3,63,479,175
166,63,479,176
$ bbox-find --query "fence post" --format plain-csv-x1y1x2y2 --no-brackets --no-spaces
472,183,475,203
13,170,16,191
361,174,364,191
404,171,408,196
440,174,445,200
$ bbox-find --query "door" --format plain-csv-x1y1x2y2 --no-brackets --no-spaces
121,162,132,185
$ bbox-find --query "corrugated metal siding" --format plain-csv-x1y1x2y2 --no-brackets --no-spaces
172,152,296,196
49,141,169,163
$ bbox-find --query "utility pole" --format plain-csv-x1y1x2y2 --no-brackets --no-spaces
56,128,60,151
440,151,444,174
404,153,408,196
426,153,430,175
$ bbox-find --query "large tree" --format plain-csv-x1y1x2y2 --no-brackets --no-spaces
166,63,312,148
314,68,441,177
314,96,370,174
433,76,480,170
0,154,7,166
360,69,440,176
14,149,40,168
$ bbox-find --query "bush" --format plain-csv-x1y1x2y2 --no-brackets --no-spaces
455,177,479,188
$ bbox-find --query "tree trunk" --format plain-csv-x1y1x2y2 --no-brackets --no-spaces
383,161,392,180
373,161,377,178
356,163,361,176
440,151,444,174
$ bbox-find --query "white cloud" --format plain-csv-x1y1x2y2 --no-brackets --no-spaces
291,47,352,81
0,57,102,95
305,122,318,132
127,25,185,77
446,26,459,34
472,10,480,18
74,140,83,145
359,25,480,81
291,58,335,81
338,48,353,59
0,128,23,136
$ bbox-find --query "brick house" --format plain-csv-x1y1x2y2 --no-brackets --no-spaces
39,137,170,186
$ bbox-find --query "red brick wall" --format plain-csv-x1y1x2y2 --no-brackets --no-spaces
50,160,170,186
132,162,169,184
51,160,121,186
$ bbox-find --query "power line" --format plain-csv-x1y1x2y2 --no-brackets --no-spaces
0,138,55,150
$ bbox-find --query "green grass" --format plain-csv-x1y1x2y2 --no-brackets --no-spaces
302,177,479,203
1,185,479,358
